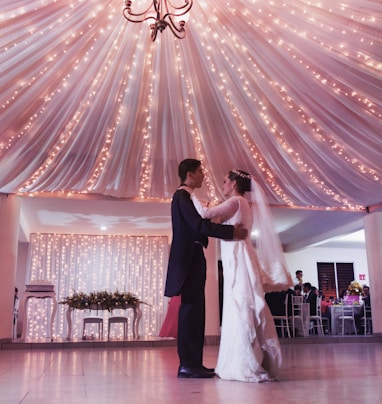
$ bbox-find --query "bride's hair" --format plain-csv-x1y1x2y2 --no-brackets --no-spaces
228,169,251,195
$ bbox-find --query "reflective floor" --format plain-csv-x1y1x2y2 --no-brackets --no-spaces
1,341,381,404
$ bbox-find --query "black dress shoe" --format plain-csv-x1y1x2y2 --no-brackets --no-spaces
202,366,215,373
177,366,215,378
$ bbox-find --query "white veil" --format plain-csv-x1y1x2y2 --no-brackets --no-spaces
245,177,293,293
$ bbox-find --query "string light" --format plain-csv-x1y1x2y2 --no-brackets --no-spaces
1,0,381,210
26,233,168,340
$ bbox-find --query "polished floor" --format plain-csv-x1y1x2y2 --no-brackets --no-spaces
1,338,381,404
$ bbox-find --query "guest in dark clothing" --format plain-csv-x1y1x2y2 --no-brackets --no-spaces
265,291,286,316
303,282,317,315
266,289,295,316
265,289,294,337
355,285,372,334
317,291,331,334
362,285,371,307
294,284,302,296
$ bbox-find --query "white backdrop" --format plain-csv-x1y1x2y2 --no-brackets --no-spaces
25,233,169,340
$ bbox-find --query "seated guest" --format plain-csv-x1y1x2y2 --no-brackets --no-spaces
265,291,287,316
340,288,349,300
265,289,294,337
294,284,302,296
362,285,371,307
355,285,372,334
318,291,331,334
303,282,317,315
265,289,295,317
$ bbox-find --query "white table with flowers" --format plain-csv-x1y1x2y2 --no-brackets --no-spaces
329,281,365,335
330,293,363,335
61,291,143,340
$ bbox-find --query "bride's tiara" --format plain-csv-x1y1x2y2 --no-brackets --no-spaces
231,169,251,180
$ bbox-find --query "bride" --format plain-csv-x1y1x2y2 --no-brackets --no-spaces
188,169,293,382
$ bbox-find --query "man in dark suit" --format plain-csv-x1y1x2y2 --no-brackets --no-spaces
164,159,248,378
303,282,317,315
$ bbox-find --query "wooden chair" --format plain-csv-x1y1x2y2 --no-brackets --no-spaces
272,294,290,338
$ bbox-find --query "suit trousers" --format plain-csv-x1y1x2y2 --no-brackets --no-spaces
177,245,206,368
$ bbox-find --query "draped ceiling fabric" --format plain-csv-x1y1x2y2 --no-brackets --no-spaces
1,0,382,211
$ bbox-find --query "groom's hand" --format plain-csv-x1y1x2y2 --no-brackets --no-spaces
233,223,248,240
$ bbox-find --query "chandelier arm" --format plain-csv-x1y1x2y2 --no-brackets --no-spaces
123,0,154,18
165,0,193,12
166,15,186,34
123,9,157,24
166,18,186,39
151,25,159,41
163,0,193,19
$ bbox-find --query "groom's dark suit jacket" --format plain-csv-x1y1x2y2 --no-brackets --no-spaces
164,189,234,297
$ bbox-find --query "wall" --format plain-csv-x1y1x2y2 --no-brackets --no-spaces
285,246,369,289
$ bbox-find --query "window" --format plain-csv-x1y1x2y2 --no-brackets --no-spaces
317,262,354,300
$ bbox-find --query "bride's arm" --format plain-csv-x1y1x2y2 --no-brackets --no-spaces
191,193,238,221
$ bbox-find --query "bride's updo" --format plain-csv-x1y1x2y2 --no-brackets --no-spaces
228,169,251,195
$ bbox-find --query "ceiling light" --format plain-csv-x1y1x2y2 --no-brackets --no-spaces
123,0,193,41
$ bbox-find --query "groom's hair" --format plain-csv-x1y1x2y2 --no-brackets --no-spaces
178,159,201,182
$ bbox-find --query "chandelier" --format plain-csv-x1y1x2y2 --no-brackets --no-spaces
123,0,193,42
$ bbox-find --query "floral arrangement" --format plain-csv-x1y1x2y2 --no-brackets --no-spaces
60,290,144,311
347,281,364,296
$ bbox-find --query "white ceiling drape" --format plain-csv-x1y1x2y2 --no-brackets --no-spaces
1,0,381,210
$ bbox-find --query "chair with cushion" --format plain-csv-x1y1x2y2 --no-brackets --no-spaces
82,312,104,339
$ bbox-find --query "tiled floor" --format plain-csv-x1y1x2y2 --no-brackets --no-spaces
1,338,381,404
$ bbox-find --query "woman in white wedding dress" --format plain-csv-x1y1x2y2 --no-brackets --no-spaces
189,169,293,382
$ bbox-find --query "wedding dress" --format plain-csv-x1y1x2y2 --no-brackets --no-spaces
159,296,180,338
191,192,292,382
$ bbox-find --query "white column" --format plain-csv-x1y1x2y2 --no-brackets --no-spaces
364,211,382,335
0,194,20,340
204,238,220,336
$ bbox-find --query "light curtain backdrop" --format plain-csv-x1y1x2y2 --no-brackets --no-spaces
25,234,169,340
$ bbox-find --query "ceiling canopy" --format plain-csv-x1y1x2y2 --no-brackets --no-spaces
1,0,381,215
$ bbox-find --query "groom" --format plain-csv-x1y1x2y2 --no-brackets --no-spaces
164,159,248,378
